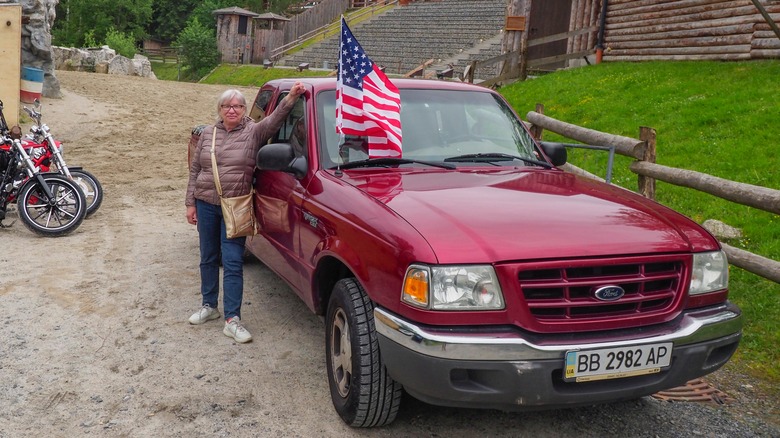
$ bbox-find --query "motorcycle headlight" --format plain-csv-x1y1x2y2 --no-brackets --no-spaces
402,264,504,310
689,250,728,295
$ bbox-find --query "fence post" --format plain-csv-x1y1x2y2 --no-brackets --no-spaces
637,126,656,199
529,103,544,140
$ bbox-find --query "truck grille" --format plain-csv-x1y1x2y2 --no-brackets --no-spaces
516,255,688,330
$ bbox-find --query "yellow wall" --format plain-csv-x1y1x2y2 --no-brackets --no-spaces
0,4,21,127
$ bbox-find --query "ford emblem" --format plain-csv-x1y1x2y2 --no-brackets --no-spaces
594,285,625,301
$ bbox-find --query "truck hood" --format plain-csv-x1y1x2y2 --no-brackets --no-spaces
343,168,716,263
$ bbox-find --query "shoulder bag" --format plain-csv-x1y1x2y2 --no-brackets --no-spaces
210,128,258,239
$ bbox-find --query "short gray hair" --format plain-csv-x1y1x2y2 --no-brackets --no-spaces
216,89,247,120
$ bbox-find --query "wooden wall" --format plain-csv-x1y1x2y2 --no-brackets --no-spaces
602,0,780,61
0,3,21,127
217,14,255,64
283,0,350,44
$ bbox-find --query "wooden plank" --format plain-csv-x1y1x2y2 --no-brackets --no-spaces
525,111,647,159
606,44,752,55
629,161,780,215
528,26,598,46
608,34,753,48
608,0,750,17
721,243,780,285
607,23,755,40
604,53,752,60
527,49,594,68
606,6,759,28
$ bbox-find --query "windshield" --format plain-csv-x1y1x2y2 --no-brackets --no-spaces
316,89,539,168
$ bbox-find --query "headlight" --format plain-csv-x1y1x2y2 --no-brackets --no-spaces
402,264,505,310
689,250,728,295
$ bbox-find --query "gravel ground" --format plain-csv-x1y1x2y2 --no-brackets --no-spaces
0,70,777,437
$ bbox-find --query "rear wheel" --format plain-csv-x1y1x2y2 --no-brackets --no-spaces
69,169,103,217
17,174,86,236
325,278,402,427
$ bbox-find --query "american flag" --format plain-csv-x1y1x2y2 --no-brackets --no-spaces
336,17,402,158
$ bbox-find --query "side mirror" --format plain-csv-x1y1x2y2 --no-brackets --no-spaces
256,143,307,179
538,141,568,166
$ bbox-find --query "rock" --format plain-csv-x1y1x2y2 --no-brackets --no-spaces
702,219,743,240
108,55,135,76
20,0,62,98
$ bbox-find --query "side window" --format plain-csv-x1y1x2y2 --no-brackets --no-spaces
272,94,307,158
250,90,273,121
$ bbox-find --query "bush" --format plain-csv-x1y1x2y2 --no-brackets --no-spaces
176,18,220,80
105,29,137,58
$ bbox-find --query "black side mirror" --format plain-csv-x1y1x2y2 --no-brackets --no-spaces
539,141,568,166
256,143,307,179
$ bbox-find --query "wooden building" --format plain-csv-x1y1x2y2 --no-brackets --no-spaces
214,7,290,64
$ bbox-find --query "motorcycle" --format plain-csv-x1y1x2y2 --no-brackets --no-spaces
0,130,87,236
21,99,103,216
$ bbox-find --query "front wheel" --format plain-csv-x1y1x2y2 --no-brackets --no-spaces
17,174,87,236
68,169,103,217
325,278,402,427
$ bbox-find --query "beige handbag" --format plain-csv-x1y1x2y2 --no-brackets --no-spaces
210,128,258,239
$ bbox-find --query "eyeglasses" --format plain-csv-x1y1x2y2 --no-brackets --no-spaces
220,104,245,111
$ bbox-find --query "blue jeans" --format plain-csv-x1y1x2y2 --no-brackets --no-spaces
196,199,246,320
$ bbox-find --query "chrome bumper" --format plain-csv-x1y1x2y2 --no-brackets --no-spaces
374,303,743,361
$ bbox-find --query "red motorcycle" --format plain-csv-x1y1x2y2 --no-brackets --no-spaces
0,100,87,236
21,99,103,216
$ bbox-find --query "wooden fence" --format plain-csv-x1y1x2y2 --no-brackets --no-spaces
272,0,396,61
140,47,179,63
526,106,780,284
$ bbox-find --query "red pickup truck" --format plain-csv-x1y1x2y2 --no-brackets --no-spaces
223,77,741,427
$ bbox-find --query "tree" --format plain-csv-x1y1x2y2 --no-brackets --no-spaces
53,0,153,47
149,0,202,43
176,18,221,79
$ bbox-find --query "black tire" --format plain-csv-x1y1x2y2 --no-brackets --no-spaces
68,169,103,217
325,278,402,427
17,174,86,237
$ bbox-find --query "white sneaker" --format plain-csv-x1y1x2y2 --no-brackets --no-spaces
223,316,252,343
188,305,220,325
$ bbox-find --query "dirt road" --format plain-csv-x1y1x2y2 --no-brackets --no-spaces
0,71,777,437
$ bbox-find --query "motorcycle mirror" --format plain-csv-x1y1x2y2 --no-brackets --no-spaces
34,98,41,109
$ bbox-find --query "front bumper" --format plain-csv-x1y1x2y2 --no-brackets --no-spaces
374,303,742,411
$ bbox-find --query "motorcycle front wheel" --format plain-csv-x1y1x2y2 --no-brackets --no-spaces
17,174,87,237
69,169,103,217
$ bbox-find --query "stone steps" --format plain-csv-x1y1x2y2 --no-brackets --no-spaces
279,0,506,79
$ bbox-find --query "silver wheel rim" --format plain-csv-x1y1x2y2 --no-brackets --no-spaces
330,307,352,398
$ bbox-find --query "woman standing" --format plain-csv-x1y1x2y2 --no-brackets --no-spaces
185,83,305,343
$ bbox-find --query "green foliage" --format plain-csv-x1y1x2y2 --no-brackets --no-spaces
105,29,137,58
501,60,780,384
53,0,152,47
149,0,203,42
175,18,221,80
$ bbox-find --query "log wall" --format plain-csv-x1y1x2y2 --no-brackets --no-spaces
602,0,780,61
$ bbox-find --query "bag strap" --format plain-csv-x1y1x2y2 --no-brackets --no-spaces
210,127,223,197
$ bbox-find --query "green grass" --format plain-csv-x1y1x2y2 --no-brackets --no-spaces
501,60,780,387
198,64,329,86
149,61,182,81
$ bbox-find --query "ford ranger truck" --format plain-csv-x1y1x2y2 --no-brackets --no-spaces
237,78,741,427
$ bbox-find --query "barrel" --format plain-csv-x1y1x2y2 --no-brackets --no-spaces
20,67,44,103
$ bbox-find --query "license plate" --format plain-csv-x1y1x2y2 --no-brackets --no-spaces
564,343,673,382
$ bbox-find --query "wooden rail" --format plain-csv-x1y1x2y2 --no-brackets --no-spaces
140,47,179,63
527,107,780,284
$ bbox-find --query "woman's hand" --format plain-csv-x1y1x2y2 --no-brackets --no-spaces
288,82,305,99
186,205,197,225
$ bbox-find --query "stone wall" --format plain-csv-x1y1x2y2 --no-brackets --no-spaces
17,0,61,98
